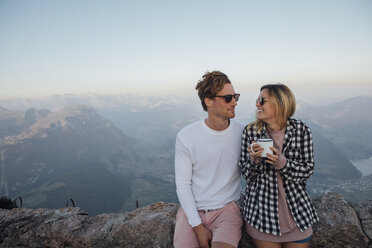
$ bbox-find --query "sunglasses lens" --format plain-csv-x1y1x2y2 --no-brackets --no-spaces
216,94,239,103
256,97,264,106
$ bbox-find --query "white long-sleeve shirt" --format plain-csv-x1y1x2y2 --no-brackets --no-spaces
175,119,244,227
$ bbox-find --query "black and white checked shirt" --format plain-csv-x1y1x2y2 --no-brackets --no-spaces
239,118,319,236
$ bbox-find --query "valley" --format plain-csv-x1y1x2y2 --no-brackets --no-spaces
0,94,371,215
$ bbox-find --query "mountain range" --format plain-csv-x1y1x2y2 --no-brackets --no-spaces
0,94,205,142
0,94,371,214
296,96,372,160
0,105,175,215
1,94,371,160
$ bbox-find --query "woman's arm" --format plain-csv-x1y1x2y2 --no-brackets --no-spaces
239,127,265,182
279,125,315,182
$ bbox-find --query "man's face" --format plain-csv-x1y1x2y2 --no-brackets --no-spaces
207,83,238,120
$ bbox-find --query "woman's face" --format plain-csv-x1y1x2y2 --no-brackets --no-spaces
256,88,276,124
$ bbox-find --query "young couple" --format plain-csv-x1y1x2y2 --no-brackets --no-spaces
174,71,319,248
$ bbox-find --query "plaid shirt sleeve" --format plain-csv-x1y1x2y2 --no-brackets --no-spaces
239,125,265,182
279,122,315,182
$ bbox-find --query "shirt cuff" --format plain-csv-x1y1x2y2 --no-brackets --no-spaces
273,154,286,170
190,218,202,228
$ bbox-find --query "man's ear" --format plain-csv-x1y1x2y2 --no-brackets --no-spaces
204,97,214,108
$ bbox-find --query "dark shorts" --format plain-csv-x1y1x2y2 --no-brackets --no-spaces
292,235,312,243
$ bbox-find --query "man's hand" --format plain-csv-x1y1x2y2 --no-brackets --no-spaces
193,223,212,248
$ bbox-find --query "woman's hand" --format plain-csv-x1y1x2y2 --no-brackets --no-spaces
249,141,264,159
266,146,280,164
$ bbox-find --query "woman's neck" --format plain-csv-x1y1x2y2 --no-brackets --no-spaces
266,121,285,132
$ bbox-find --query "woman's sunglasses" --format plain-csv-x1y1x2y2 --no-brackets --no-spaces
256,97,268,106
215,94,240,103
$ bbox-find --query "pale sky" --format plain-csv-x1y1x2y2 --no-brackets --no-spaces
0,0,371,104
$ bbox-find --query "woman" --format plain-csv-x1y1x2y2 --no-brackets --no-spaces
239,84,318,248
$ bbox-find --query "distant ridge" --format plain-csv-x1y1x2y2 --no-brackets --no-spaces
296,95,372,160
0,105,175,215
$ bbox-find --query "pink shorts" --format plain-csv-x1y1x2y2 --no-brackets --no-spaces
173,201,243,248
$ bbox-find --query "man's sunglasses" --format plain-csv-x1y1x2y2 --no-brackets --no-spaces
215,94,240,103
256,97,268,106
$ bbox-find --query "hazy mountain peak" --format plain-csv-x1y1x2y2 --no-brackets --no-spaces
296,101,317,111
0,106,22,118
53,104,97,116
0,106,9,112
324,95,372,123
23,108,50,123
0,105,106,142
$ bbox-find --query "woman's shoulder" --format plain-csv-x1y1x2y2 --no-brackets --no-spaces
244,121,255,131
288,118,311,132
243,121,261,135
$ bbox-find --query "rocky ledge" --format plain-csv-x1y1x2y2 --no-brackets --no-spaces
0,193,371,248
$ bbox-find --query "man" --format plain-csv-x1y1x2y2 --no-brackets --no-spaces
174,71,244,248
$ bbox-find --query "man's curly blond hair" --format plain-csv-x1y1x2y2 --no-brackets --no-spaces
195,71,231,111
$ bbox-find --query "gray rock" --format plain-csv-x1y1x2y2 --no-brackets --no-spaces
352,200,372,241
239,229,255,247
312,192,370,248
0,202,178,248
1,193,371,248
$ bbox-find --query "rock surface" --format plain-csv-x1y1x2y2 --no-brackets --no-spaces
352,200,372,241
312,193,370,248
0,193,371,248
0,202,178,248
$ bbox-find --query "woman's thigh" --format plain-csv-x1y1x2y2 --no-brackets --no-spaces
252,238,282,248
283,242,308,248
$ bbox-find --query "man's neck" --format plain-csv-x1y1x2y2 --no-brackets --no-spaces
205,116,230,131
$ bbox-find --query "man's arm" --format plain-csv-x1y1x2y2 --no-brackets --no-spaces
175,134,212,247
175,134,201,226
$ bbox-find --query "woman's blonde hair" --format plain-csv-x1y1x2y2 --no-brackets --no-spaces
250,84,296,132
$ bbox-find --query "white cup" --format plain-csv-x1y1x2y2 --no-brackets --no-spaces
250,138,274,158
